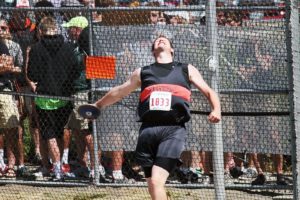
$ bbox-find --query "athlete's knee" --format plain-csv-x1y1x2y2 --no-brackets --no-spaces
148,176,165,189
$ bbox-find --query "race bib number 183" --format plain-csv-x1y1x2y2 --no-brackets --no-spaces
149,91,172,111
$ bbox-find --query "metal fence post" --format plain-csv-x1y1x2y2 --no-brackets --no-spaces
206,1,225,200
87,8,100,185
285,0,300,199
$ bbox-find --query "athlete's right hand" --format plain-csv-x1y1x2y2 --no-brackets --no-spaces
208,110,221,123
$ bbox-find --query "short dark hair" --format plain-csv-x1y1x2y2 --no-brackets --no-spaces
151,35,174,56
34,0,54,25
38,16,58,35
34,0,54,7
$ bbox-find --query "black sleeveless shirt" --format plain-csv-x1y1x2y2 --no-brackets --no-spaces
138,62,191,124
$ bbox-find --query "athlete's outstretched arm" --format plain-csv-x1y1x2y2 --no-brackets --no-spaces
94,68,141,109
188,64,221,123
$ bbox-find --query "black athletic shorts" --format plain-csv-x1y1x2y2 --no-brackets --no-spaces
36,102,73,140
135,123,186,171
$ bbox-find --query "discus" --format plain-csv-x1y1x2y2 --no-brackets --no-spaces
77,104,100,120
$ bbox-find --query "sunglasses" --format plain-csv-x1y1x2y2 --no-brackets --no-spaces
0,26,8,31
158,18,166,22
151,13,159,17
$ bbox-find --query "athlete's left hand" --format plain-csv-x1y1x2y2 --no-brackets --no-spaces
208,110,221,123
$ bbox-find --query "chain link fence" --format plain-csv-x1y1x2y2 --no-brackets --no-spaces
0,0,299,199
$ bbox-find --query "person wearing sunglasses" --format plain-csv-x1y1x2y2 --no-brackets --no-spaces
27,16,80,181
0,27,22,179
0,18,29,179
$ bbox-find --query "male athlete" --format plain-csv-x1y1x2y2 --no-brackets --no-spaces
93,35,221,200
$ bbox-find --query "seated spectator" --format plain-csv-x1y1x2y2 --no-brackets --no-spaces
189,11,205,25
129,0,140,7
145,2,165,25
176,150,204,184
164,11,189,24
217,11,226,26
94,0,116,23
60,0,85,23
164,0,179,7
61,0,84,7
149,11,167,25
